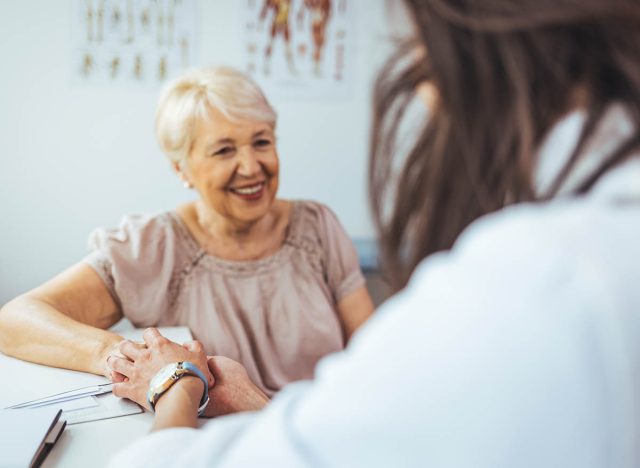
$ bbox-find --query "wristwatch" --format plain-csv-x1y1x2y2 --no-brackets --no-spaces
147,361,210,416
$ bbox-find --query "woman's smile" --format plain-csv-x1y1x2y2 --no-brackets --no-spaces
229,182,266,201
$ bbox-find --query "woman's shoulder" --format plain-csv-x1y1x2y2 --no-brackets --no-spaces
288,199,342,236
292,199,336,215
285,199,360,274
87,210,195,258
90,211,171,241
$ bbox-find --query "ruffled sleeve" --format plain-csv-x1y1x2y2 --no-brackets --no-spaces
83,213,181,326
298,202,366,303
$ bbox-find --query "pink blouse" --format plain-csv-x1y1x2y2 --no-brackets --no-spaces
84,200,365,396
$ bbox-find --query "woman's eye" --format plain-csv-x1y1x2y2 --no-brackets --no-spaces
254,139,272,148
213,147,233,156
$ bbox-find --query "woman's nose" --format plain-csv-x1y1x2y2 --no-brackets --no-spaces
236,148,261,177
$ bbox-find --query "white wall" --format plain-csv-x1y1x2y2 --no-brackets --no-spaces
0,0,394,304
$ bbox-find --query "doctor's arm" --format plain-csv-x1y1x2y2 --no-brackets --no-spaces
110,333,269,424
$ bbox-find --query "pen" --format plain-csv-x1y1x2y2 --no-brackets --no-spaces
6,383,114,409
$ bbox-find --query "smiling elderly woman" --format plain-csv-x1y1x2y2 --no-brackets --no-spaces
0,67,374,403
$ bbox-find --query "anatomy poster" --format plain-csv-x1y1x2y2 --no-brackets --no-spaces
72,0,196,85
243,0,355,99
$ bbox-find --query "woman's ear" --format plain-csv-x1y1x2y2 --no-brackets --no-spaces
172,161,182,175
173,161,193,189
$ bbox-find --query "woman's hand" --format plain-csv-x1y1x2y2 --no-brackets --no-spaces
204,356,269,418
108,328,213,410
103,339,129,382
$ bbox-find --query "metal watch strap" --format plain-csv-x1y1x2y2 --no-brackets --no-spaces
147,361,209,416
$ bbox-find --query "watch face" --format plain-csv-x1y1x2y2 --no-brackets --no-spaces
147,361,208,413
150,363,179,389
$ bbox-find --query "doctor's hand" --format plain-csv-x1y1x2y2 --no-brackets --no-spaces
203,356,270,418
108,328,213,410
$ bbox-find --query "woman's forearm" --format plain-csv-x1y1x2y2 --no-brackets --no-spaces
0,295,123,376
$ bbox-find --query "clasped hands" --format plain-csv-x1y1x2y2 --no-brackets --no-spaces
106,328,269,418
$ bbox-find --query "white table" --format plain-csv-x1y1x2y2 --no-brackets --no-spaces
0,323,192,468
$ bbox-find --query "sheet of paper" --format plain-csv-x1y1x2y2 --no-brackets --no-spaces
10,384,113,409
0,358,107,408
64,394,142,425
54,396,99,413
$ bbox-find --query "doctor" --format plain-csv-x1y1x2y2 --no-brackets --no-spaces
108,0,640,465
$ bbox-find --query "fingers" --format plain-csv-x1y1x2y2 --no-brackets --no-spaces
118,340,146,360
107,355,135,378
205,369,215,388
112,382,128,399
112,382,149,410
184,341,214,386
207,356,225,382
182,340,204,353
109,340,127,358
108,341,145,382
110,370,129,383
143,327,168,348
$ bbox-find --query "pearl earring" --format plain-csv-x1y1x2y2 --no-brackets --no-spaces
183,181,193,189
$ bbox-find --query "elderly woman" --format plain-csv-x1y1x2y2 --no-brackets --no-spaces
0,67,374,399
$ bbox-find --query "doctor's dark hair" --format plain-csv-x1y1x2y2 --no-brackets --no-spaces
370,0,640,290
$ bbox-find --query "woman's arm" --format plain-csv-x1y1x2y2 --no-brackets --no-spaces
0,262,124,377
337,285,375,342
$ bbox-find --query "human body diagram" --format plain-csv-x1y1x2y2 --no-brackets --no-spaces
298,0,332,76
259,0,333,77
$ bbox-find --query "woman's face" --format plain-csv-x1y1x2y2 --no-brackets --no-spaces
183,106,279,225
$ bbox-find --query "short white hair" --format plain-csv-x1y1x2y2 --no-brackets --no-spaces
155,66,277,166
